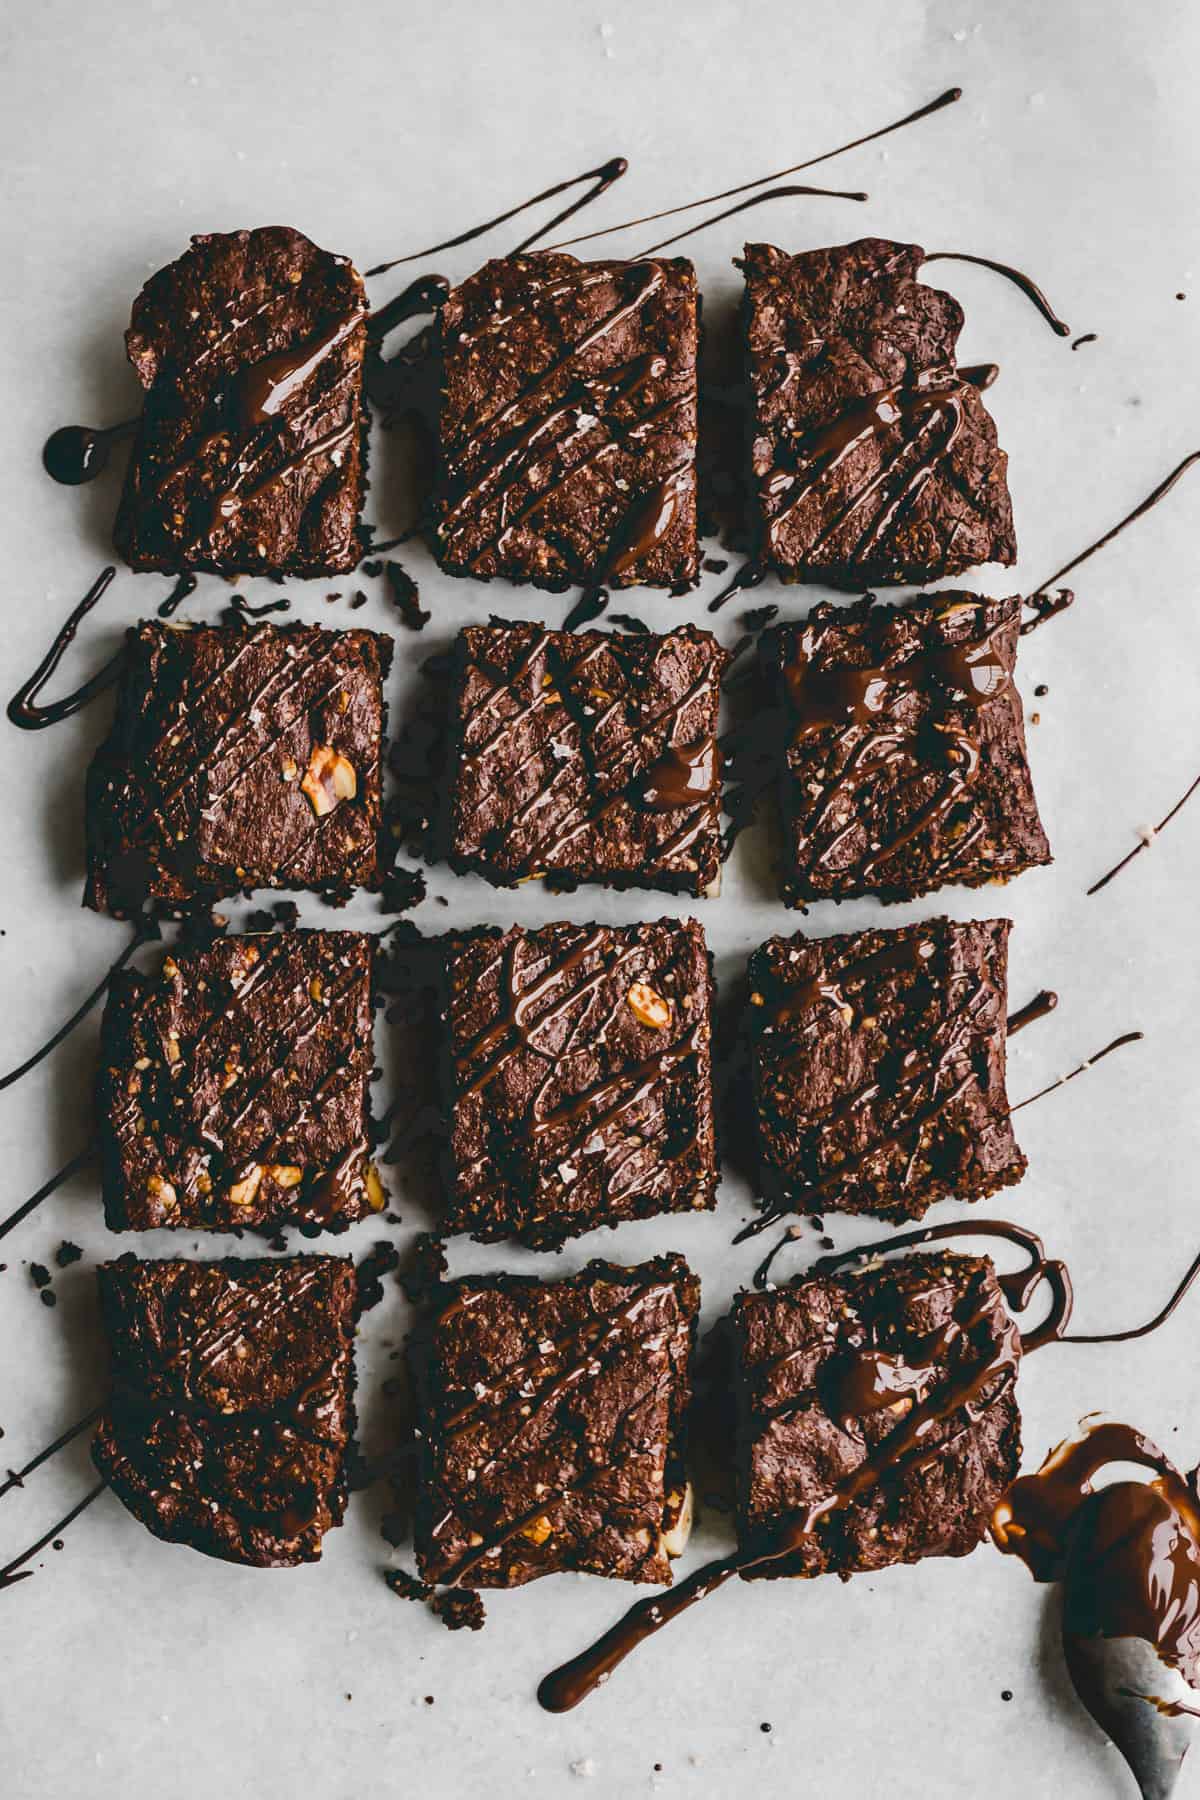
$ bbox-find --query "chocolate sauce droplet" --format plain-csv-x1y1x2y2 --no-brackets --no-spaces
42,420,137,486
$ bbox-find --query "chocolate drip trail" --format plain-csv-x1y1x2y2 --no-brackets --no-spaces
0,1407,103,1501
545,87,962,252
634,182,867,259
708,560,765,615
42,419,137,486
365,158,629,277
0,1481,107,1593
0,923,154,1095
1009,1030,1143,1112
1088,776,1200,897
6,568,124,730
1022,450,1200,636
156,572,198,618
0,1146,96,1244
924,252,1070,337
1006,989,1058,1035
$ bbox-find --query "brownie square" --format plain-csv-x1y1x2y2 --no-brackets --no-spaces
114,227,368,576
732,1251,1021,1578
443,920,717,1248
98,931,382,1233
447,620,726,896
747,917,1025,1223
84,622,392,915
411,1255,699,1587
92,1254,358,1568
741,238,1016,587
760,592,1050,906
434,253,699,588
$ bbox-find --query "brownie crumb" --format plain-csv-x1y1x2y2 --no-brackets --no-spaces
350,590,369,610
55,1242,83,1268
30,1263,51,1289
1034,683,1048,697
385,561,429,630
1001,1690,1013,1702
356,1240,401,1313
387,1566,431,1603
361,559,384,577
430,1586,486,1632
400,1232,448,1304
40,1289,58,1309
382,865,428,913
607,613,651,634
704,557,730,574
740,603,779,632
760,1722,773,1734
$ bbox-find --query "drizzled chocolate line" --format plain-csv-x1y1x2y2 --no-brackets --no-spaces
708,560,764,614
1088,775,1200,896
544,87,962,252
1006,989,1058,1035
0,1482,107,1592
6,567,124,730
42,419,137,487
157,572,198,618
0,1408,103,1501
1009,1030,1143,1111
0,1146,96,1243
632,182,867,259
924,252,1071,337
364,157,630,276
0,922,153,1095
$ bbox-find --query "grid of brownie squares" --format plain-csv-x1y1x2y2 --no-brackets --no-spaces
442,920,718,1248
747,917,1025,1224
115,227,369,577
740,237,1016,588
84,622,391,916
410,1256,698,1587
759,592,1050,906
731,1251,1021,1579
92,1254,358,1568
434,253,699,589
447,620,726,896
98,930,381,1234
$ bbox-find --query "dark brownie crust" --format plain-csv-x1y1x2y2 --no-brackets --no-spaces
114,227,368,576
447,620,726,895
741,239,1016,587
84,622,391,915
434,253,699,588
747,918,1025,1223
760,592,1050,906
92,1254,358,1568
732,1251,1021,1578
411,1255,699,1587
98,931,382,1232
443,920,718,1248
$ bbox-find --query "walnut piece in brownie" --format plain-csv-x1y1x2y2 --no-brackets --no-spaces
84,622,391,915
444,920,717,1248
410,1255,699,1587
114,227,368,576
747,918,1025,1224
98,931,383,1232
92,1254,358,1568
434,254,699,589
448,620,726,895
741,239,1016,587
760,592,1050,906
732,1251,1021,1579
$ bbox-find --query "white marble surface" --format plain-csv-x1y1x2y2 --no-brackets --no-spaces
2,0,1199,1794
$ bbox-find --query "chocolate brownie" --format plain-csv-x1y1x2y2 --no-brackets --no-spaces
84,622,391,915
98,931,383,1232
732,1251,1021,1578
92,1254,358,1568
443,920,717,1248
114,227,368,576
760,592,1050,906
447,620,726,895
741,239,1016,586
410,1255,699,1587
746,918,1025,1223
434,254,699,588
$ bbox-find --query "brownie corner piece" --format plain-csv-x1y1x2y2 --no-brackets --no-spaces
761,590,1049,906
732,1249,1021,1580
92,1253,358,1568
411,1254,700,1588
435,253,699,588
747,916,1025,1223
84,621,391,915
114,226,368,576
98,930,381,1232
740,237,1016,587
444,919,717,1247
448,619,726,895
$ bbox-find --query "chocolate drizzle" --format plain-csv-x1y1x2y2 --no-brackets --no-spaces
924,252,1071,337
0,1482,107,1592
156,572,198,618
708,560,765,614
1006,989,1058,1035
42,419,137,486
0,1147,97,1244
633,182,868,259
0,1407,103,1501
6,568,125,729
1088,776,1200,897
1009,1030,1143,1112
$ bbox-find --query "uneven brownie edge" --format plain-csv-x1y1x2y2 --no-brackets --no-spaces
446,620,726,896
92,1255,358,1568
433,253,699,590
740,238,1016,588
441,920,719,1248
747,917,1026,1224
760,591,1051,907
410,1254,700,1588
98,931,381,1232
83,622,392,915
114,226,369,577
731,1251,1021,1579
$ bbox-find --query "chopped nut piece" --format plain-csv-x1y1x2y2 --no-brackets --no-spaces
365,1163,386,1210
660,1481,694,1557
519,1514,554,1546
228,1164,264,1209
146,1174,178,1212
264,1164,303,1189
301,745,357,817
627,981,672,1030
